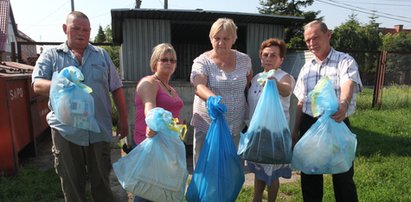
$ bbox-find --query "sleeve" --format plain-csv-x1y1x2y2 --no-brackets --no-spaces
338,55,363,94
190,54,208,83
32,49,55,83
289,73,296,92
102,48,123,92
293,64,307,102
245,54,252,76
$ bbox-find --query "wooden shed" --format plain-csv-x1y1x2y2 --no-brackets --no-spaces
110,9,304,145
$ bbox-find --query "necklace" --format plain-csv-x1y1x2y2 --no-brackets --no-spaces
154,74,172,94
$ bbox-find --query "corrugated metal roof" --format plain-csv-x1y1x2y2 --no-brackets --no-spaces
111,8,305,44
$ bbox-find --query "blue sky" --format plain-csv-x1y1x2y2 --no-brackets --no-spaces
10,0,411,42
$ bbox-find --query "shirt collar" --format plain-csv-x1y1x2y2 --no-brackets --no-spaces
310,48,335,65
56,42,97,53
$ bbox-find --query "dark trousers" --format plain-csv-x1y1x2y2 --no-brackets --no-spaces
51,129,114,202
298,113,358,202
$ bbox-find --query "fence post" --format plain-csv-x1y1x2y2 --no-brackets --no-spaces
372,51,387,109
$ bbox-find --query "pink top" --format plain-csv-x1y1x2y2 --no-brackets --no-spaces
133,80,184,145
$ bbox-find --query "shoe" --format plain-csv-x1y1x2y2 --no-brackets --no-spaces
122,143,132,154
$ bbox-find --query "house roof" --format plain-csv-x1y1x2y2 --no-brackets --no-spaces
379,26,411,35
111,8,305,44
0,0,11,51
17,30,35,42
0,1,29,51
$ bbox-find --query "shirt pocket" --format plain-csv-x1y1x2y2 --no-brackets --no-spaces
91,63,108,84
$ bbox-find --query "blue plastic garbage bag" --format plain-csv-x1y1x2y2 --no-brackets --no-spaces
113,107,188,202
291,77,357,174
49,66,100,132
238,79,292,164
186,96,245,202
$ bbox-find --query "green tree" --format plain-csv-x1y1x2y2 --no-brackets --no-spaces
332,13,381,52
93,25,120,71
94,25,106,43
331,14,382,84
361,15,382,76
258,0,321,48
364,13,382,51
331,14,366,50
102,26,120,70
93,25,121,126
382,32,411,52
382,32,411,84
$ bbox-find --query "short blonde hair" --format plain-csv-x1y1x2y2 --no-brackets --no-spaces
149,43,177,72
209,18,237,42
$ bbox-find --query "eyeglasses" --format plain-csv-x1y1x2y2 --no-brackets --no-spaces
159,58,177,63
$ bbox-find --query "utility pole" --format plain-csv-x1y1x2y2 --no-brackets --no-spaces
71,0,75,11
135,0,142,8
164,0,168,9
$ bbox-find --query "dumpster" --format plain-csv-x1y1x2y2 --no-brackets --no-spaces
0,73,32,175
28,80,50,154
0,62,50,175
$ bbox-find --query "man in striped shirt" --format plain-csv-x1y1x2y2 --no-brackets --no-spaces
292,20,363,202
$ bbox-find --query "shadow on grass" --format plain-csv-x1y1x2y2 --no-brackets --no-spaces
351,126,411,157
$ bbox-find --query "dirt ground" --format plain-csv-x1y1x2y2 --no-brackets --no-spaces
22,132,299,202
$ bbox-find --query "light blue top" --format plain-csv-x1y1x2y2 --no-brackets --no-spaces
32,42,122,146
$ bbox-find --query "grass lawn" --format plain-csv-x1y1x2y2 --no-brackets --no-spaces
1,86,410,202
240,85,411,202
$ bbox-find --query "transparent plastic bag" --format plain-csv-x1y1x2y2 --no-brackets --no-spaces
186,96,244,202
113,108,188,202
238,79,292,164
291,77,357,174
49,66,100,132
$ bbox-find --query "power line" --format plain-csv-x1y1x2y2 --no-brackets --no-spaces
316,0,411,23
34,0,70,25
338,1,411,7
90,2,134,22
327,0,411,19
379,0,411,2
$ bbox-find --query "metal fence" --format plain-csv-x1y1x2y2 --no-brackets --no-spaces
12,41,411,109
342,50,411,86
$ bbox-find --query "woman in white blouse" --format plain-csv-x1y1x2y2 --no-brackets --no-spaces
190,18,253,167
247,38,295,202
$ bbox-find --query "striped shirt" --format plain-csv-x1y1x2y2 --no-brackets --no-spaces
293,48,363,117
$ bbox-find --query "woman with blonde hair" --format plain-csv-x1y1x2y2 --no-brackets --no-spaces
190,18,253,167
133,43,183,146
132,43,184,201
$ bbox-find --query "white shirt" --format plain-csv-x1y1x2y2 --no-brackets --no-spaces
293,48,363,117
247,69,295,123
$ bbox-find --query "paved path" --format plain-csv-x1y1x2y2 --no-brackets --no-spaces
111,141,300,201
